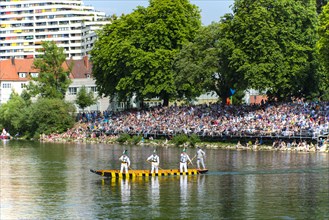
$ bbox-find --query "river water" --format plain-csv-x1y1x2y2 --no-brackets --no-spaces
0,140,328,219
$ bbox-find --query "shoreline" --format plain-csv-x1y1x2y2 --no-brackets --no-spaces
38,134,329,153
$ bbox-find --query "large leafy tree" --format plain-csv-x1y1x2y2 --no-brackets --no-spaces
28,41,72,99
317,2,329,100
91,0,201,106
229,0,318,101
175,15,247,104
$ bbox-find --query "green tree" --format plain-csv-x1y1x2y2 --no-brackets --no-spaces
75,86,97,111
317,2,329,100
28,41,72,99
229,0,318,101
175,16,247,104
91,0,201,106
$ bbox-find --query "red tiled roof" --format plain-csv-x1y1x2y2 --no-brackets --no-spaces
0,57,93,81
0,58,37,81
65,56,93,79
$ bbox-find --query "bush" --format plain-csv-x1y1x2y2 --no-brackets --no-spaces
25,98,76,138
189,134,201,147
131,135,142,145
0,92,28,136
117,133,131,143
171,134,189,147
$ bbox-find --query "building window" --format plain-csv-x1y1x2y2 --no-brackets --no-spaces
21,83,26,88
2,83,11,89
18,72,27,78
68,87,77,95
90,86,97,93
30,72,38,78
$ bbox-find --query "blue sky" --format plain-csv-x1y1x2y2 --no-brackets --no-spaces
83,0,234,25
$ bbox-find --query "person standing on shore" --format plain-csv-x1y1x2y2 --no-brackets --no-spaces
146,150,160,174
119,150,130,174
180,148,193,173
196,146,206,170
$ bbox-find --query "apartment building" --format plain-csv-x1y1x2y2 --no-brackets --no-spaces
0,0,110,60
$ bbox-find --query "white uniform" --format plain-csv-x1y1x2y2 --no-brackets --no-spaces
147,154,160,173
119,154,130,173
196,148,206,169
180,152,192,173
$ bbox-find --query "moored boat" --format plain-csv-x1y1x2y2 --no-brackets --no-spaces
0,128,11,140
0,135,10,140
90,168,208,178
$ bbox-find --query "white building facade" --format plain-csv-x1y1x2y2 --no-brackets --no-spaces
0,0,109,60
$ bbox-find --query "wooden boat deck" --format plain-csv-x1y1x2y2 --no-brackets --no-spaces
90,168,208,178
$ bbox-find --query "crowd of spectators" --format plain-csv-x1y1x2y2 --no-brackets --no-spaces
40,101,329,152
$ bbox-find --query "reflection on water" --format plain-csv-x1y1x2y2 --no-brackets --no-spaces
149,177,160,218
1,141,329,219
179,175,188,215
197,174,205,199
120,178,131,204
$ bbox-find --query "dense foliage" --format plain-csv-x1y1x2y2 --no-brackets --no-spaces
0,93,27,136
175,16,247,103
25,98,75,138
227,0,319,101
91,0,201,106
317,2,329,100
0,95,75,138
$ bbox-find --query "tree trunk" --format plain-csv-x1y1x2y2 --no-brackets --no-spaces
163,97,169,107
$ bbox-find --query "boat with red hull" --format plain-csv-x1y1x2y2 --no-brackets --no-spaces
0,135,10,140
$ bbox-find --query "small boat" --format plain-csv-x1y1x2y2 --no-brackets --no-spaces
0,135,10,140
90,168,208,178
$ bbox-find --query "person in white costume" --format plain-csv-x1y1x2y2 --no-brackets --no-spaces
119,150,131,173
196,146,206,170
179,148,192,173
146,150,160,174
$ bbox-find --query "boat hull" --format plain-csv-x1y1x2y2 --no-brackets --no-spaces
0,135,10,140
90,168,208,178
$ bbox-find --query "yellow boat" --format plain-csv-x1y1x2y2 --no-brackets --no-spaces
90,168,208,178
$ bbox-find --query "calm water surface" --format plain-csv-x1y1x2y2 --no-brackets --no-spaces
1,141,328,219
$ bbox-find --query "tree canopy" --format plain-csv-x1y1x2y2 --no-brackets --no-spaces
316,2,329,99
175,15,247,104
91,0,201,106
228,0,318,101
28,41,72,99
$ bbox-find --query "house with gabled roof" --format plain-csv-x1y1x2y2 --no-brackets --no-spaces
65,56,110,112
0,56,110,112
0,58,36,104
